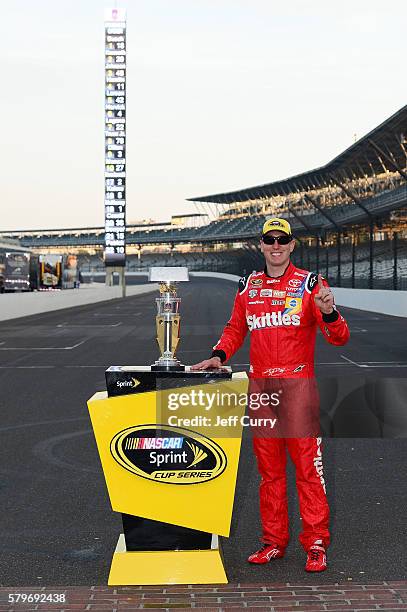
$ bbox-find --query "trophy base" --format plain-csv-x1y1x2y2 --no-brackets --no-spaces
151,362,185,372
105,365,232,397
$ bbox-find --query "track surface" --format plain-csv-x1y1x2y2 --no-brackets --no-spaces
0,278,406,586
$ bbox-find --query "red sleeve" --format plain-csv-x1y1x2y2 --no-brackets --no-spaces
212,281,248,363
311,277,350,346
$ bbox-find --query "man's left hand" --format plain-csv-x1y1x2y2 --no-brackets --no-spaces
314,274,334,314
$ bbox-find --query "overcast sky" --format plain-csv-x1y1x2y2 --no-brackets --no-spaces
0,0,405,231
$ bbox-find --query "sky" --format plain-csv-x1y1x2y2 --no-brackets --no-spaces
0,0,406,231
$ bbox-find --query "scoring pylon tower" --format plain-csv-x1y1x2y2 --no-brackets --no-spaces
104,8,127,292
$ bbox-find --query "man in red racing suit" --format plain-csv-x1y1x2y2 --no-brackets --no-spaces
192,217,350,572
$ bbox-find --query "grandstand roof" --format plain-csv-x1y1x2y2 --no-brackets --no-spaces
171,214,207,218
0,238,31,253
188,105,407,203
0,221,172,237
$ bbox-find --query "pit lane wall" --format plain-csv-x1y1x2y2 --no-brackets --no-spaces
2,271,404,322
0,283,156,322
329,287,407,318
190,272,407,319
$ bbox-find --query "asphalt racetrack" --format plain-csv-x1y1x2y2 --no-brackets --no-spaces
0,277,406,586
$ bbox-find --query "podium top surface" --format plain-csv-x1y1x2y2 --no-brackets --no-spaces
106,365,232,376
104,365,242,397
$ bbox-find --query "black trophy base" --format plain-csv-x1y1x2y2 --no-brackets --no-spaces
151,363,185,372
105,365,232,397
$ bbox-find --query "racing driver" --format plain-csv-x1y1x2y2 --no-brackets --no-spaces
191,217,350,572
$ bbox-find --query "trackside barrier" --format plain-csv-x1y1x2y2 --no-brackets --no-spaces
328,287,407,318
190,272,407,319
74,271,407,319
0,283,157,322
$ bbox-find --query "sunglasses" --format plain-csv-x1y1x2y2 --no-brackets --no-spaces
262,234,292,245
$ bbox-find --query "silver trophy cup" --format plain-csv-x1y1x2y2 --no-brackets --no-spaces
149,267,189,371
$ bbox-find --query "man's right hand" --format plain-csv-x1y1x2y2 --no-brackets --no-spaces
190,356,224,371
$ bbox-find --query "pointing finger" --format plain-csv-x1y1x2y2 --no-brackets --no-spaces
317,274,324,290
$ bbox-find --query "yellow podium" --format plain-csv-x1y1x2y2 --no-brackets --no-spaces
88,368,247,585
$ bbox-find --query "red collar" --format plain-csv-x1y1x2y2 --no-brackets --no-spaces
263,261,294,282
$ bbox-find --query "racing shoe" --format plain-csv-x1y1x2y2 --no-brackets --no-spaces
247,543,285,564
305,541,327,572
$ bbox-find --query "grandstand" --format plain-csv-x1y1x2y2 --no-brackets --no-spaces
0,105,406,288
0,237,31,255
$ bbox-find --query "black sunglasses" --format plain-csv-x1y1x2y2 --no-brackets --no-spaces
262,234,292,245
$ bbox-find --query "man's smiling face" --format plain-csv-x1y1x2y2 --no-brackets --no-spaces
260,230,295,271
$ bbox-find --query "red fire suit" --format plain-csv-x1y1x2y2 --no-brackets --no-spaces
212,262,350,550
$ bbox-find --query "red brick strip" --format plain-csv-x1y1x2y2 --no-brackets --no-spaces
0,581,406,611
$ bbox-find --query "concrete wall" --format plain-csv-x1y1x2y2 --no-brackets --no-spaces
3,269,403,322
332,287,407,318
191,271,407,319
190,272,241,283
0,284,157,322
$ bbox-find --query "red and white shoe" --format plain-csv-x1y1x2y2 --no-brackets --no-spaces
247,543,285,564
305,540,327,572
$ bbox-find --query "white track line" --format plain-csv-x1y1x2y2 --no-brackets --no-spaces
64,365,109,368
339,356,407,368
0,416,88,433
92,312,141,317
56,322,122,328
357,364,407,368
0,364,103,368
0,365,56,369
359,360,407,364
340,355,367,368
0,339,88,351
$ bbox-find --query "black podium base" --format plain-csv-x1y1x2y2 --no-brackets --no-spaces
122,514,213,551
151,363,185,372
105,365,232,397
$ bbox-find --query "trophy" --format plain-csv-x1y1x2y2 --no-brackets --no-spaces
148,267,189,371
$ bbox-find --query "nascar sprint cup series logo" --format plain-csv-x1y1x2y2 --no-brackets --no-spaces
110,425,227,485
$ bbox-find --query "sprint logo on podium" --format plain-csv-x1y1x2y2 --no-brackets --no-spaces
110,425,227,484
